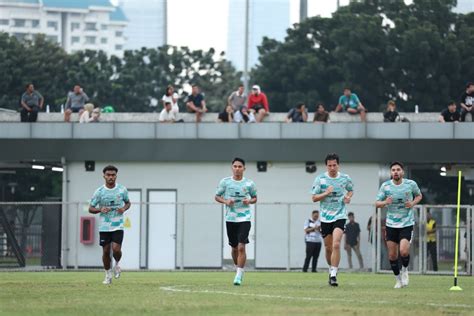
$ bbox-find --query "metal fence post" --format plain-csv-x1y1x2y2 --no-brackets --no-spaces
287,204,291,271
180,203,185,270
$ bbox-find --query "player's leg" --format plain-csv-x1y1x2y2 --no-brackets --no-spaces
101,237,113,284
387,233,402,288
111,230,124,279
399,226,413,286
226,222,239,274
323,234,333,266
231,246,238,267
329,226,344,286
234,222,251,285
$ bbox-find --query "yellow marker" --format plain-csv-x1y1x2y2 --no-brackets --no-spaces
449,170,463,291
124,217,131,229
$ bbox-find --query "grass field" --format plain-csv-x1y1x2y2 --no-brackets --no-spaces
0,271,472,315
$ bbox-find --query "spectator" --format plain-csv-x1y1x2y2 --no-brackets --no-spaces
426,211,438,271
460,82,474,122
79,103,100,123
303,210,322,273
218,104,234,123
248,85,269,122
383,101,400,122
20,83,43,122
162,85,180,114
438,101,460,122
159,101,177,123
285,103,308,123
344,212,364,270
234,106,256,123
313,104,329,123
91,107,101,121
227,84,247,112
335,88,367,122
186,84,207,122
64,84,89,122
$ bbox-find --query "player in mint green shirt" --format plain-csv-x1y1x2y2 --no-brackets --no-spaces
335,88,367,122
311,153,354,287
375,161,422,288
215,158,257,286
89,165,130,285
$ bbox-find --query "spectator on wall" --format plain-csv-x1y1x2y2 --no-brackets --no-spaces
64,84,89,122
218,104,234,123
159,101,177,123
285,103,308,123
460,82,474,122
20,83,43,122
438,101,460,122
335,88,367,122
162,85,180,114
248,85,269,122
186,84,207,123
227,84,247,112
79,103,100,123
313,104,329,123
234,106,256,123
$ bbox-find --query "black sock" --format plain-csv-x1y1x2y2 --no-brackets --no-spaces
390,260,400,276
401,255,410,268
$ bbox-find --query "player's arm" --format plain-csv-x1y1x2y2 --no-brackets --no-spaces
89,205,110,214
312,186,333,202
406,192,422,208
375,186,392,208
344,190,353,204
117,201,131,214
215,195,234,206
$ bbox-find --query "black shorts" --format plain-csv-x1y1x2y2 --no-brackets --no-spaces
69,107,83,113
226,221,251,248
386,226,413,244
321,219,346,238
252,105,265,112
99,230,124,246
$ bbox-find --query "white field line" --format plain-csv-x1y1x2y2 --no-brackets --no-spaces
160,285,472,309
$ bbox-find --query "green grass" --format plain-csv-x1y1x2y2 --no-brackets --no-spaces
0,271,472,315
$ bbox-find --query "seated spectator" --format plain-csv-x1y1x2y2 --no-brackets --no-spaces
234,106,256,123
248,85,269,122
162,85,180,114
218,104,234,123
285,103,308,123
91,107,101,121
159,101,177,123
20,83,43,123
313,104,329,123
79,103,100,123
460,82,474,122
335,88,367,122
64,84,89,122
228,84,247,111
439,101,460,122
383,100,400,122
186,84,207,122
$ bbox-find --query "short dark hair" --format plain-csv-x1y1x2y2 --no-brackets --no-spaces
325,153,340,165
348,212,354,217
296,103,305,110
165,101,171,106
448,101,456,106
103,165,118,174
238,83,244,87
344,87,351,91
25,83,33,89
390,161,404,169
192,84,198,88
466,82,474,88
232,157,245,166
312,210,319,215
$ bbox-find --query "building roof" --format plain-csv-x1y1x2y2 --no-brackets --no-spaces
110,6,127,22
0,0,39,4
42,0,113,9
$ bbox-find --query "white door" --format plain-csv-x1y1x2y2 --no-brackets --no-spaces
120,190,141,269
147,190,176,269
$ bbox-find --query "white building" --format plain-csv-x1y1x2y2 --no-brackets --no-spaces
454,0,474,14
0,0,128,56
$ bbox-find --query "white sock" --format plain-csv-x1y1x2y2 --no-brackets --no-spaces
236,267,244,278
330,266,338,277
105,269,112,276
396,274,402,281
401,266,408,272
115,260,120,267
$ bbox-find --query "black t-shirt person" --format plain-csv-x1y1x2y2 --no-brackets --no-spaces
440,108,461,122
345,221,361,247
460,91,474,108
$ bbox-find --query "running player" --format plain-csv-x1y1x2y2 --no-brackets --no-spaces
311,153,354,286
375,161,422,288
89,165,131,285
215,158,257,286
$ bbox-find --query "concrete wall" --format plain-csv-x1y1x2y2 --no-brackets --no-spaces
64,161,379,269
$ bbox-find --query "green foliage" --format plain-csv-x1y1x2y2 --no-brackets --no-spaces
0,34,241,112
251,1,474,112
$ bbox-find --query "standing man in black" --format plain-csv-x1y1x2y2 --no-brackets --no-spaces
303,210,322,273
20,83,44,122
344,212,364,270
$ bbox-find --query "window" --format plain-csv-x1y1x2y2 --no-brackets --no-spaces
0,19,8,26
85,36,96,44
70,13,81,17
71,36,80,44
101,24,108,30
31,19,40,28
115,31,123,37
115,44,123,50
13,19,26,27
100,37,107,44
46,35,58,43
71,22,80,31
47,21,58,31
85,22,96,31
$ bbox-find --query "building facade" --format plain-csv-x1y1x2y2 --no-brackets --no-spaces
0,0,127,56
